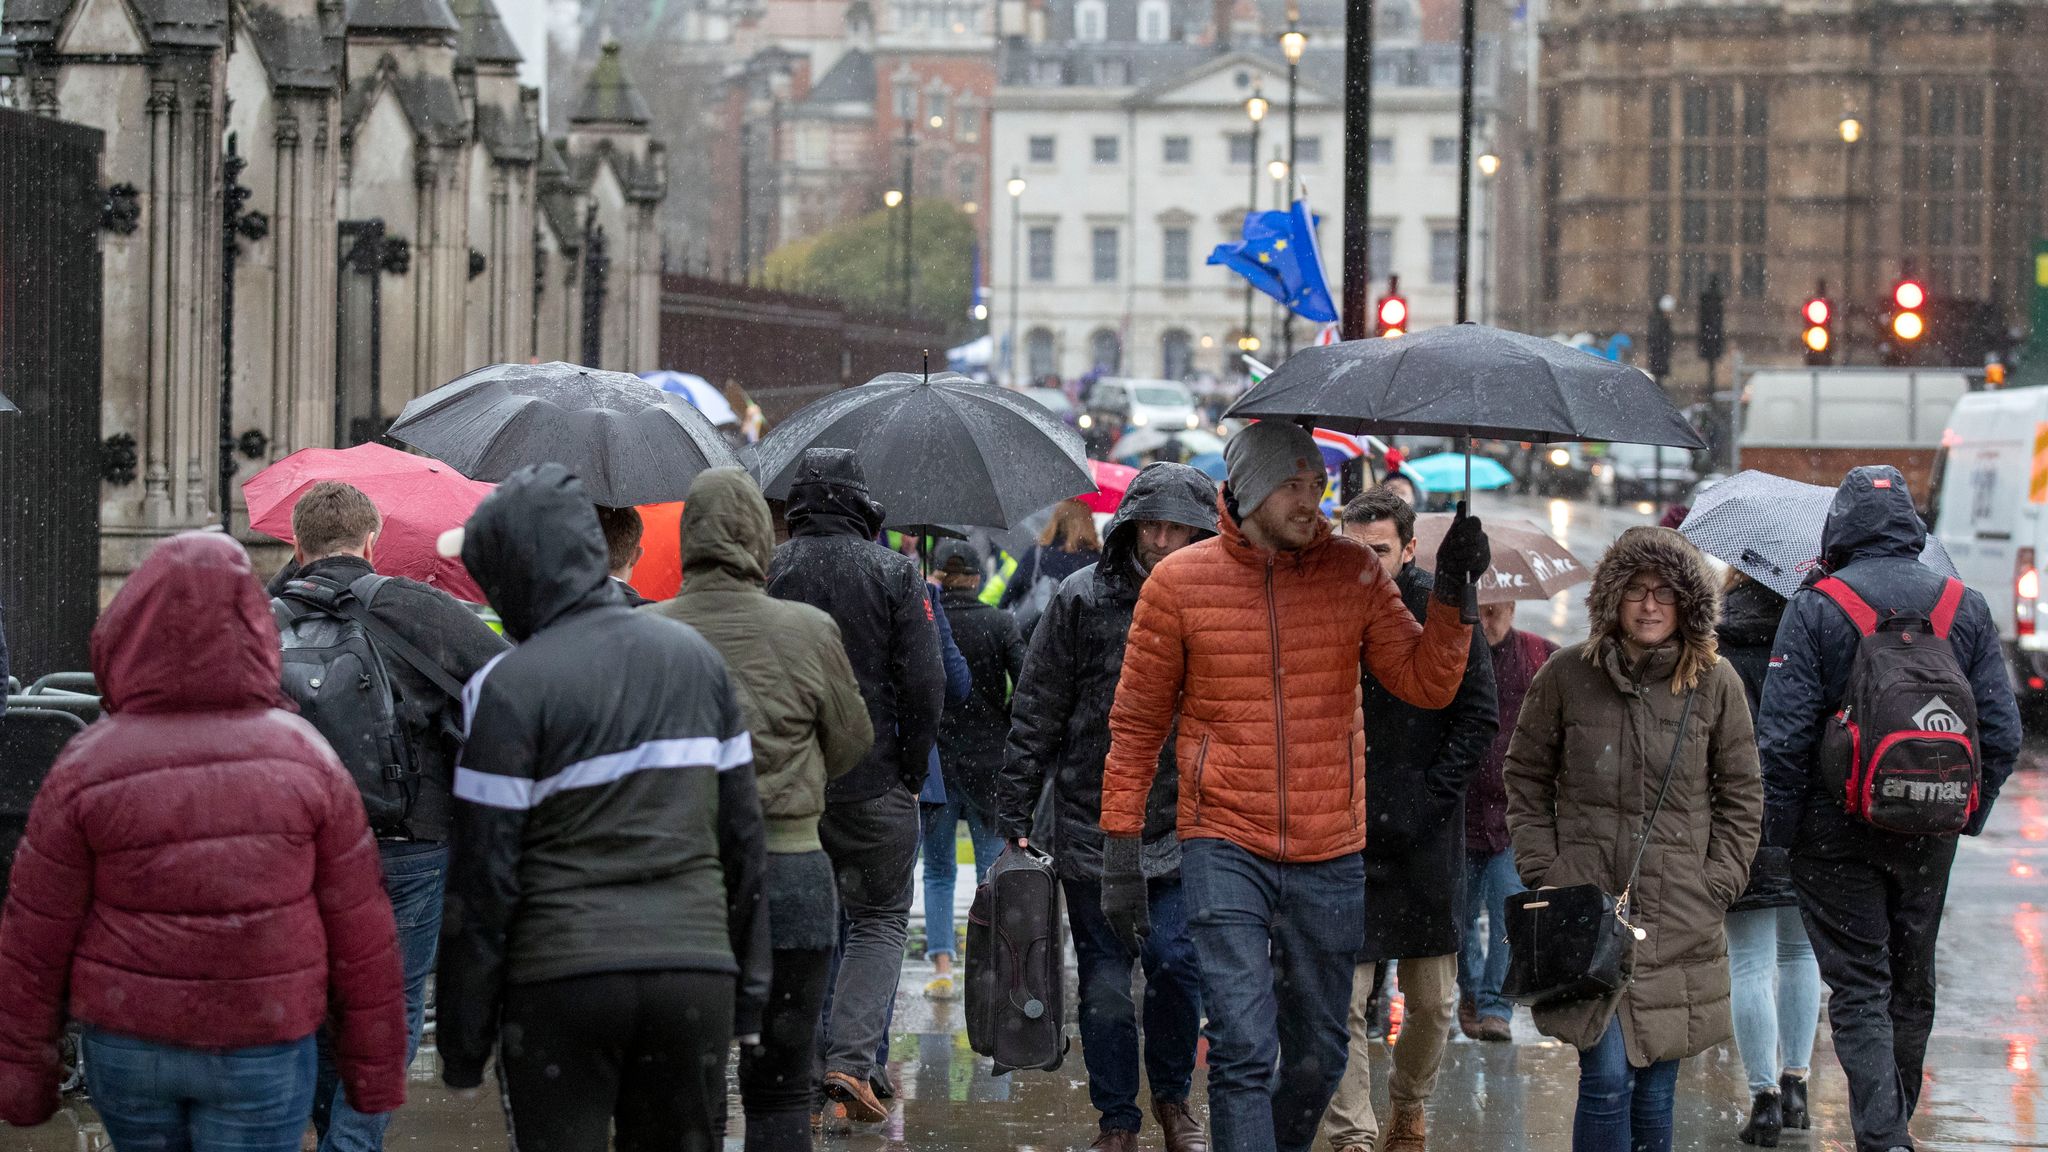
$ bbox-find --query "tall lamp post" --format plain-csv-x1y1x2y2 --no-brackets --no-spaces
1476,151,1498,325
1454,0,1476,323
1240,86,1268,359
1838,116,1861,364
1269,153,1288,351
1280,19,1307,358
900,115,917,318
1007,169,1027,384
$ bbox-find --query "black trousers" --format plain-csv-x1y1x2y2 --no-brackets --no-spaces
738,949,834,1152
500,969,734,1152
1791,806,1958,1152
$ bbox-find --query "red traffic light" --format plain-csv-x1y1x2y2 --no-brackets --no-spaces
1378,296,1408,329
1894,280,1926,310
1803,298,1830,326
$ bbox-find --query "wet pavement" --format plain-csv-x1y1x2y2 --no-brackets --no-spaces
7,492,2046,1151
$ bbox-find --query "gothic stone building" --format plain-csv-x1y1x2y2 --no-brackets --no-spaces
4,0,666,587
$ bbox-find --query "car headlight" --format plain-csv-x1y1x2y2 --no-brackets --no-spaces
1131,412,1149,426
1185,413,1201,429
1590,463,1606,477
1549,448,1570,468
1078,413,1093,430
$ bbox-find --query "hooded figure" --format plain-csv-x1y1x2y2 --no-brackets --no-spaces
440,464,769,1152
0,533,406,1131
1504,526,1761,1083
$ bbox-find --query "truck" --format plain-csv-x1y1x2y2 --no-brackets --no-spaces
1737,367,1974,510
1929,385,2048,702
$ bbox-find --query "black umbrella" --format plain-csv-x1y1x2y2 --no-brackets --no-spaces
0,391,16,413
752,371,1093,530
387,362,738,507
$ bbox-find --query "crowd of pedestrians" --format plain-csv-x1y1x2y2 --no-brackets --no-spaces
0,449,2023,1152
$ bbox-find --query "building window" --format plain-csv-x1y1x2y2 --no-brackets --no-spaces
957,96,981,143
893,84,917,121
1164,135,1191,164
1369,227,1392,282
1379,0,1414,39
1092,226,1119,282
1026,327,1056,379
1163,227,1190,281
1899,81,1987,295
1296,137,1321,164
1029,225,1055,281
1228,133,1253,164
956,161,978,201
1093,135,1120,164
1161,328,1193,379
1371,137,1393,164
1655,82,1766,312
1430,136,1458,165
1074,0,1105,41
1138,0,1169,42
1028,135,1055,163
1089,328,1122,373
1429,228,1458,283
927,90,948,124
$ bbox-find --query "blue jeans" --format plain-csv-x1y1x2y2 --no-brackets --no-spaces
1179,837,1364,1152
1727,905,1822,1095
84,1030,318,1152
1062,875,1204,1134
1574,1015,1680,1152
918,797,999,961
1458,848,1524,1022
314,841,447,1152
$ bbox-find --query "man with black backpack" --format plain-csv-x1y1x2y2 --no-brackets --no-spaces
1757,465,2022,1152
273,481,507,1152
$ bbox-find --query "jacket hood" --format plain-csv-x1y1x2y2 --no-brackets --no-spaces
1820,465,1927,572
460,463,616,641
787,447,884,540
94,532,286,715
1584,525,1721,693
1102,462,1221,582
1716,574,1787,649
682,467,774,585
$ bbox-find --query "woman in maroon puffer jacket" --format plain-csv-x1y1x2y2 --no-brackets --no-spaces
0,532,406,1146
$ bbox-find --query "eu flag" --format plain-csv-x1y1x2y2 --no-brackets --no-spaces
1207,199,1338,324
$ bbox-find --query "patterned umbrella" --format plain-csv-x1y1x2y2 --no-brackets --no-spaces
1678,469,1958,600
1412,515,1591,604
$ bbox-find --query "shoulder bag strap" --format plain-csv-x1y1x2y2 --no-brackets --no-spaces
333,575,469,700
1617,686,1699,918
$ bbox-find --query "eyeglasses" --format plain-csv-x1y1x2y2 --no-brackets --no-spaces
1622,585,1679,605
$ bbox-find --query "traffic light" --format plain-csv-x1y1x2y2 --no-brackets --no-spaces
1375,275,1407,338
1883,278,1926,365
1802,291,1833,365
1697,275,1725,363
1646,299,1674,379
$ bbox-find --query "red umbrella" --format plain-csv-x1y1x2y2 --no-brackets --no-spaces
245,443,493,602
1078,460,1139,514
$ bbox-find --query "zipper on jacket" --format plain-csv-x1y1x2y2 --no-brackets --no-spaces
1267,558,1289,859
1191,734,1211,826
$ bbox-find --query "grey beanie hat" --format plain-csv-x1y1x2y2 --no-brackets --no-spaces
1224,421,1324,518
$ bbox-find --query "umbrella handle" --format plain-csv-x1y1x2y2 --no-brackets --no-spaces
1456,497,1481,626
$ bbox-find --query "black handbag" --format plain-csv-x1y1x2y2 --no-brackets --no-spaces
1500,688,1697,1008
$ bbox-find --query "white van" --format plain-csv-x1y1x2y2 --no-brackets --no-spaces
1929,385,2048,698
1085,378,1201,433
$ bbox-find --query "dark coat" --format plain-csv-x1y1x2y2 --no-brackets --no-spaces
938,586,1025,816
1467,628,1557,859
765,449,945,803
1717,575,1797,912
999,544,1101,609
1757,465,2023,846
440,465,769,1088
998,462,1218,880
1360,563,1499,961
291,554,509,843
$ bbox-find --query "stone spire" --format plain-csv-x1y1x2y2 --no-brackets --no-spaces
449,0,520,66
570,41,652,126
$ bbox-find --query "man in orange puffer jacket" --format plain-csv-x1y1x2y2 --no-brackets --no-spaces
1100,420,1490,1152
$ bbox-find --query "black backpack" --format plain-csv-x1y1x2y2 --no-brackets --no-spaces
1814,575,1980,836
274,574,466,836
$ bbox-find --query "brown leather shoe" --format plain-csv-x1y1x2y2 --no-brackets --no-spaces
1476,1014,1514,1043
1153,1098,1210,1152
1381,1103,1427,1152
1458,993,1481,1040
1088,1130,1138,1152
822,1070,889,1123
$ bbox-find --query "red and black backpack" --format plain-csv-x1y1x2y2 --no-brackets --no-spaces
1814,576,1980,836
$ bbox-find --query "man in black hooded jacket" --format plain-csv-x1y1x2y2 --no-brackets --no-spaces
998,461,1218,1152
438,464,769,1152
1757,465,2021,1152
765,447,945,1123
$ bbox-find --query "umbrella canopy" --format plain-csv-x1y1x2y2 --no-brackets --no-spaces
1407,451,1514,493
628,501,685,601
639,370,741,427
752,371,1093,530
1107,427,1227,463
1412,515,1592,604
244,443,492,601
1678,469,1959,600
388,361,739,507
1078,460,1140,514
0,391,15,413
1188,452,1229,482
1226,326,1706,449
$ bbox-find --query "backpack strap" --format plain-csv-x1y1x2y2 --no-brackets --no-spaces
1814,576,1878,637
280,573,468,700
1930,578,1966,640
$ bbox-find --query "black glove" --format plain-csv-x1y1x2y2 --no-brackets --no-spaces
1432,502,1492,606
1100,836,1150,955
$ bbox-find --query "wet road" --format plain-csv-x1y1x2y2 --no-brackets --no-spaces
7,492,2046,1151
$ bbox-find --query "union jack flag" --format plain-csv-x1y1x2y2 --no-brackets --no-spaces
1312,427,1365,461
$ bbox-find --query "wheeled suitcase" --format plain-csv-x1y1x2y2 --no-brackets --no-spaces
964,843,1069,1074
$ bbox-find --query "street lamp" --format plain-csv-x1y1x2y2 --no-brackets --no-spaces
929,114,945,130
1267,157,1289,183
1244,85,1266,366
1280,16,1305,358
884,189,904,208
1476,152,1498,324
1477,151,1499,178
1007,169,1026,385
1839,116,1861,362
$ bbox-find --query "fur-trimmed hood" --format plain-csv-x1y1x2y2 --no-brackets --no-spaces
1584,525,1721,692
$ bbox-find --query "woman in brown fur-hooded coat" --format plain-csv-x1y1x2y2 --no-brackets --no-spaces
1504,526,1763,1088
